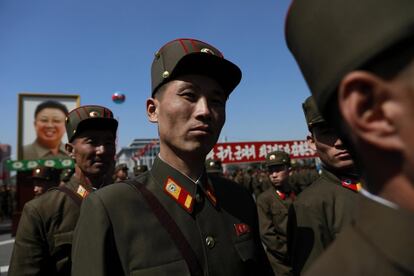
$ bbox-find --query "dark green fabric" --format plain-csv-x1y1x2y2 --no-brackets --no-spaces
9,177,90,276
305,196,414,275
302,96,324,128
257,186,295,276
71,156,273,276
288,168,360,275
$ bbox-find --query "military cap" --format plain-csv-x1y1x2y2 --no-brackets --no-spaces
302,96,325,129
265,151,290,167
133,164,148,176
115,163,128,172
205,159,223,173
66,105,118,142
151,38,242,96
285,0,414,116
31,167,61,182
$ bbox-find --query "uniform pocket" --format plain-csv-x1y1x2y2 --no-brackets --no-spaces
52,231,73,274
234,239,258,262
131,259,191,276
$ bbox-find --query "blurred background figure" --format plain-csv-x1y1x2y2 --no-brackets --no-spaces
60,168,75,185
113,163,129,183
133,164,148,177
32,166,62,197
205,159,224,177
23,101,69,160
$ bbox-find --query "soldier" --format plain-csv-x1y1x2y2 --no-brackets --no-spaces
9,105,118,276
288,96,361,275
113,163,129,182
31,166,62,197
205,159,224,178
286,0,414,274
133,164,148,177
257,151,296,275
72,38,273,275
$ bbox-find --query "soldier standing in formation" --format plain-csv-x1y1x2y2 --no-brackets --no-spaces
9,105,118,276
31,166,62,197
288,96,360,274
257,151,295,275
286,0,414,274
71,38,273,275
133,164,148,177
113,163,129,182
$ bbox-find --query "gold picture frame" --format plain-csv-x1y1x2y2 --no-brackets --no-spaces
17,93,80,160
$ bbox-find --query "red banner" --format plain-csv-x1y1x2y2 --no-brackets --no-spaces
206,140,317,164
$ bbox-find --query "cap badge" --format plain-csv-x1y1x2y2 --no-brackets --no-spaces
200,48,215,55
89,111,100,118
269,154,276,160
209,161,215,166
162,71,170,79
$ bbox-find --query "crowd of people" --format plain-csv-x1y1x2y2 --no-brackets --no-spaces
5,0,414,275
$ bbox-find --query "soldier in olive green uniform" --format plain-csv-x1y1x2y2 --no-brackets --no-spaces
286,0,414,274
288,96,361,275
9,105,118,276
31,166,62,197
72,38,273,276
257,151,295,275
113,163,129,183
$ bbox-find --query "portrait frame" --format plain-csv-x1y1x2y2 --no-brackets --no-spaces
17,93,80,160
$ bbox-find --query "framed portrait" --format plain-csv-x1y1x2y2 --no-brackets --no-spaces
18,93,80,160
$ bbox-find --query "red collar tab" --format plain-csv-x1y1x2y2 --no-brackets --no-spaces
341,178,361,192
76,185,89,198
234,223,251,237
163,177,194,213
204,180,217,207
276,190,286,200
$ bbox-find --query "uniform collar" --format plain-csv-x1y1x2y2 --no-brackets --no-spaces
150,156,218,213
355,196,414,273
321,167,361,192
32,139,67,159
65,174,95,198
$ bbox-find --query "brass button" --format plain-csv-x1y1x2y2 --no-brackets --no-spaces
195,193,203,203
205,236,215,249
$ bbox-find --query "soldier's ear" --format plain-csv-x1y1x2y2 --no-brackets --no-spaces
146,98,159,123
65,143,76,159
338,71,404,151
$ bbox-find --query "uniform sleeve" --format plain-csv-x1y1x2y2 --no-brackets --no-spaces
256,195,282,256
9,203,51,276
71,192,123,276
289,200,329,275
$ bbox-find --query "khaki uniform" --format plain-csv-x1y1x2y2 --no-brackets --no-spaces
22,140,67,160
72,157,273,275
305,196,414,275
288,168,360,274
9,177,91,276
257,186,295,275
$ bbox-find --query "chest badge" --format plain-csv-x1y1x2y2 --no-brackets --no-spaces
341,179,361,192
164,177,194,213
234,223,251,237
76,185,89,198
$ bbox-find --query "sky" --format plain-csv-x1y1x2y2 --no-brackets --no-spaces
0,0,311,159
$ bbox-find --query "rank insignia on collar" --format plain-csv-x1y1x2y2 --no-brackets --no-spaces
234,223,251,237
164,177,194,213
77,185,89,198
341,179,361,192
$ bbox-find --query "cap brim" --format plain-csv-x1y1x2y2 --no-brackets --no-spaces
171,53,242,97
71,118,118,142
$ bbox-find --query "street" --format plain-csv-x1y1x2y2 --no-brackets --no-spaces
0,233,13,276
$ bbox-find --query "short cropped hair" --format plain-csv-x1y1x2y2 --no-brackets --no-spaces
34,101,69,118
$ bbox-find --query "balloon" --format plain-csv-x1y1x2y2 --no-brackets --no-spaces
112,92,125,104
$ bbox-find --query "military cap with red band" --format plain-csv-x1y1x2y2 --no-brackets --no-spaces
151,38,242,97
65,105,118,142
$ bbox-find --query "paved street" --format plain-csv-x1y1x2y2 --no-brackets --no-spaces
0,232,13,276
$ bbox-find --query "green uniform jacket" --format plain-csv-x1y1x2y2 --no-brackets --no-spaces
71,157,273,276
288,168,360,275
9,177,89,276
305,196,414,275
23,140,67,160
257,186,295,275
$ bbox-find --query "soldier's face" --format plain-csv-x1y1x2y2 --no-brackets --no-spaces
309,124,354,172
268,165,290,187
148,74,227,159
34,107,66,146
67,129,116,178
